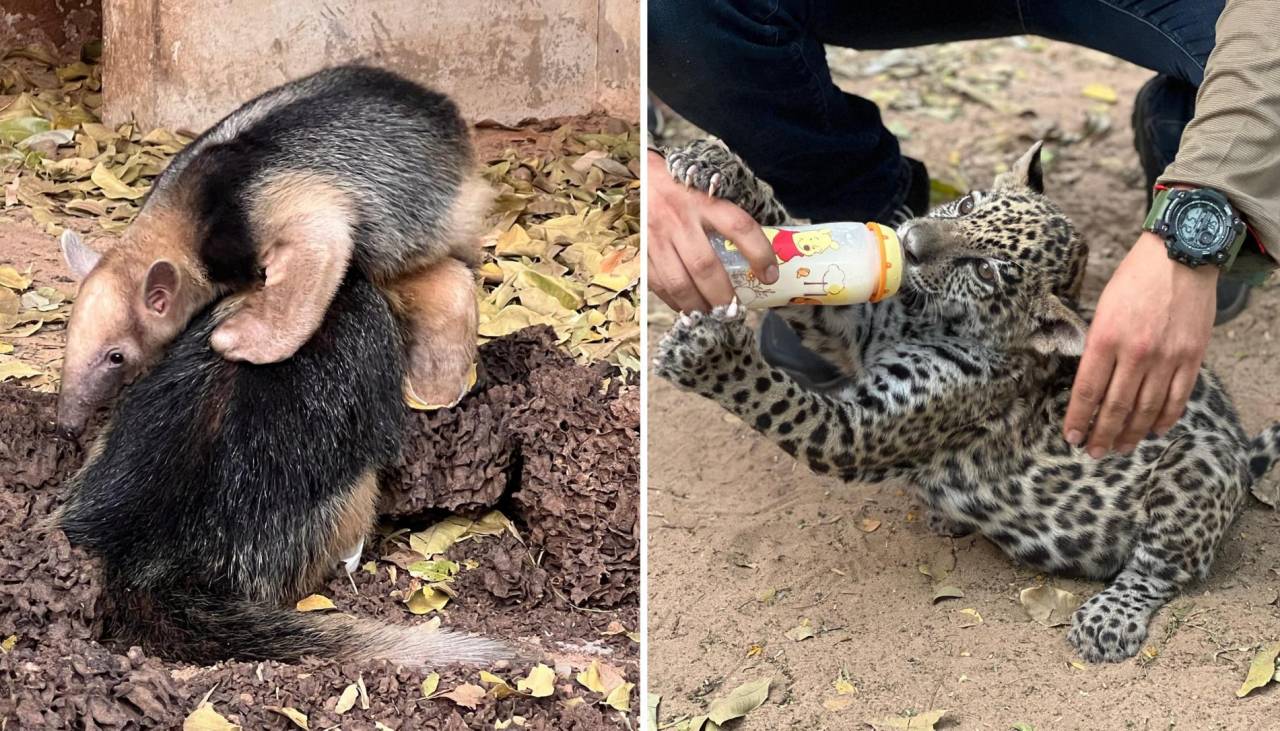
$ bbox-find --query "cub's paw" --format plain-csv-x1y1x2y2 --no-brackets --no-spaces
654,301,752,388
926,510,975,538
665,139,751,201
1067,592,1147,663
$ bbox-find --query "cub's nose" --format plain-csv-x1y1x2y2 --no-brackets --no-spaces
899,222,926,266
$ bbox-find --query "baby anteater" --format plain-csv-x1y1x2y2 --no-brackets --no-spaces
59,272,507,666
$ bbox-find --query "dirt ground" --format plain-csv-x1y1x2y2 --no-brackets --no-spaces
0,118,639,727
647,39,1280,729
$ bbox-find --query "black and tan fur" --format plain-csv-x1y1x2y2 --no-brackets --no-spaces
58,271,506,666
655,139,1279,662
57,64,491,435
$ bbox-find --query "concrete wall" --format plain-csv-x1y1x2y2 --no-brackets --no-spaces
102,0,639,130
0,0,100,51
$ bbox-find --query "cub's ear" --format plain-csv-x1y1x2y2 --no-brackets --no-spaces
995,141,1045,194
60,230,102,280
1028,294,1087,357
143,260,180,315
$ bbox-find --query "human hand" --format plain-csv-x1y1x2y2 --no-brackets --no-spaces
646,150,778,311
1063,230,1217,457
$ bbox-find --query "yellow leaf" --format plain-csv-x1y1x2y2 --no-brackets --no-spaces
0,635,15,653
409,516,472,555
834,677,856,695
295,594,335,612
0,265,31,290
0,342,11,355
91,161,145,200
480,670,519,699
860,518,882,533
1082,83,1118,104
745,644,763,658
334,684,359,715
1237,641,1280,697
576,661,606,694
605,682,633,712
0,361,41,382
266,706,309,729
478,304,549,338
590,249,640,292
519,269,585,310
182,703,240,731
404,586,449,614
495,224,546,258
421,672,441,697
517,664,556,698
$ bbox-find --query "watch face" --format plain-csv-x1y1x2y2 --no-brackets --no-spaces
1172,199,1229,253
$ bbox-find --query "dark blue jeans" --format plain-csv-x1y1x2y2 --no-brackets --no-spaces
649,0,1224,222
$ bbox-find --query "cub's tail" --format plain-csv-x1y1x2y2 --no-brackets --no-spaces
1247,423,1280,484
103,585,511,667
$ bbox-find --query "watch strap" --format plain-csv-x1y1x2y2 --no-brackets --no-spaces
1143,188,1173,233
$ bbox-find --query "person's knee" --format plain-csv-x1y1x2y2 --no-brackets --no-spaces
649,0,808,100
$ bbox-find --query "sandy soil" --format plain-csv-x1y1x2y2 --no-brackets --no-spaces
647,39,1280,729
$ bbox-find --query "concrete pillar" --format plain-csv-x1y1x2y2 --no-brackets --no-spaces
101,0,639,130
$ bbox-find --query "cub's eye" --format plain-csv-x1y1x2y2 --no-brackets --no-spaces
973,260,996,283
958,195,976,215
107,351,125,366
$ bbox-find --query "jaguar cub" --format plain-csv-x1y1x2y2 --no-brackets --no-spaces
655,139,1280,662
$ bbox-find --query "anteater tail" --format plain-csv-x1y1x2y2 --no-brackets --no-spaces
1247,423,1280,483
102,582,511,667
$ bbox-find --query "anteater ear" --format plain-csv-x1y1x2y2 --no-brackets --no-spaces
60,230,102,280
1029,294,1086,357
995,141,1044,194
143,260,179,315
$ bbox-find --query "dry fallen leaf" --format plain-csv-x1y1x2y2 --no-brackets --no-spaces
867,708,948,730
1237,641,1280,697
1020,585,1080,627
785,619,816,642
0,265,31,290
443,683,487,709
605,682,634,712
1081,83,1118,104
706,677,771,725
404,585,450,614
334,683,359,715
182,703,240,731
860,517,882,533
516,664,556,698
294,594,335,612
265,706,309,729
0,361,41,382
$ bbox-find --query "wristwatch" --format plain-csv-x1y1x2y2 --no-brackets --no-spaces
1143,187,1247,268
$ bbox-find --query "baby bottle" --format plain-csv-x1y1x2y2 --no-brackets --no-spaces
711,222,903,308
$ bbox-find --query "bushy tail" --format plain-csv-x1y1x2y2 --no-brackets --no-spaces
101,586,510,666
1247,423,1280,483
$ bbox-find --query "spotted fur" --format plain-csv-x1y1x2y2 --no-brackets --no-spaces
655,139,1276,662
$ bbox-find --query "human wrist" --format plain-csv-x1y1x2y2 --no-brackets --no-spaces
1137,231,1218,285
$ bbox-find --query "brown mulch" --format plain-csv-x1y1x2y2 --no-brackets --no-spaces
0,326,638,728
